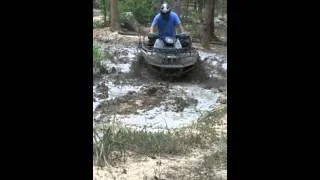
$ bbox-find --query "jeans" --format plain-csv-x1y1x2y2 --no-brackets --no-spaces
154,38,182,49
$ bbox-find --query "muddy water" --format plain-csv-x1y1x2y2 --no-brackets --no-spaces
93,40,227,131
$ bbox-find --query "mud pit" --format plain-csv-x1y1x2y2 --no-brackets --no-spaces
93,39,227,131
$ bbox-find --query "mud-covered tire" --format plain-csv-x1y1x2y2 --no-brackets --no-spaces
130,52,149,78
190,57,201,73
137,53,146,68
186,57,210,82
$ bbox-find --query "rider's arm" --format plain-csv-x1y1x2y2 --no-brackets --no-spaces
150,15,159,33
178,24,185,33
150,26,155,33
173,12,185,33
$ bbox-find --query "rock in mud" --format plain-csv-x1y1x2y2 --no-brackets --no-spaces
96,83,108,98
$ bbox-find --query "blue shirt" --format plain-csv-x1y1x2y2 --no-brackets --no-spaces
151,12,181,38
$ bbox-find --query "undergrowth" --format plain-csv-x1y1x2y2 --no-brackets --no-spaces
93,106,226,167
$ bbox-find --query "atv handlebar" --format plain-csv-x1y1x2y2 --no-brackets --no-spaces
148,33,159,39
148,33,190,40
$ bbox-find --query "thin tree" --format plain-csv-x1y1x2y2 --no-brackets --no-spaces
201,0,217,45
110,0,120,31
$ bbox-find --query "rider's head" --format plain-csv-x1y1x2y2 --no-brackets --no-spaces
160,2,171,19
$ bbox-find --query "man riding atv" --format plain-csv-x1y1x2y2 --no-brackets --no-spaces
135,2,199,77
149,2,186,49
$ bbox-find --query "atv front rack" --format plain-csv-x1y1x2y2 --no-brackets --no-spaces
152,47,198,54
141,45,198,56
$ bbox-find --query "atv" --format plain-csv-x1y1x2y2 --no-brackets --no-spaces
136,33,200,77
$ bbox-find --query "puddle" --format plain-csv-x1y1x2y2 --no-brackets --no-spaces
94,83,219,132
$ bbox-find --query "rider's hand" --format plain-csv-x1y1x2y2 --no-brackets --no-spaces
180,32,188,35
148,32,157,36
148,32,158,40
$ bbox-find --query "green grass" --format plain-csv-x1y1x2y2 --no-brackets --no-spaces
93,46,106,78
93,106,226,167
93,46,102,62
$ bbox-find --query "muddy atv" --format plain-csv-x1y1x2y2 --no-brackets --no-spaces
136,33,200,77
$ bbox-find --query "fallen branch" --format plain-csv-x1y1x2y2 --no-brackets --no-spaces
192,38,227,46
118,31,139,36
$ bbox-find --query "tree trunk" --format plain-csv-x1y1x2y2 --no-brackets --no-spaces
174,0,181,16
110,0,120,31
201,0,215,44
